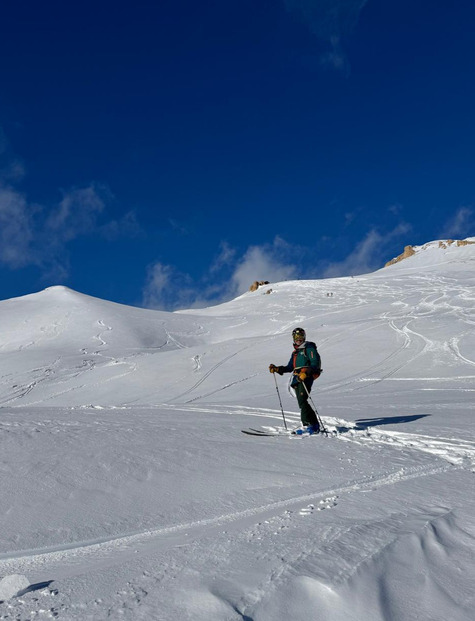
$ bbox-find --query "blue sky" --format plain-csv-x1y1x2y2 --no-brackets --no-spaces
1,0,474,309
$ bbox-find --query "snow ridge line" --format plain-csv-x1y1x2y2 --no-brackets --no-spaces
0,461,455,576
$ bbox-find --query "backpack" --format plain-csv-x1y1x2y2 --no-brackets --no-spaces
292,341,321,378
305,341,321,377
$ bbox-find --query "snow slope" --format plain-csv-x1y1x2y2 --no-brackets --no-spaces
1,240,475,620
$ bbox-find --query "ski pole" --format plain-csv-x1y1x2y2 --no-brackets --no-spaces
301,380,328,436
273,373,288,430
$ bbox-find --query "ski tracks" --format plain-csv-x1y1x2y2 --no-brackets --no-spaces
0,458,457,581
0,407,472,619
171,343,258,403
349,425,475,469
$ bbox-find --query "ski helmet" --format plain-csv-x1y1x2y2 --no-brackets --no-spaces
292,327,306,343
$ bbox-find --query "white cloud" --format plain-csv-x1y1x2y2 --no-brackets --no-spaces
142,262,216,311
142,238,299,310
0,134,143,286
0,185,35,268
439,206,474,239
209,241,236,274
323,223,411,278
46,185,107,242
142,262,175,309
231,243,297,294
0,128,25,183
0,175,141,282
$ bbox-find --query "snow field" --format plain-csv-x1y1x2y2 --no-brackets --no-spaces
1,240,475,619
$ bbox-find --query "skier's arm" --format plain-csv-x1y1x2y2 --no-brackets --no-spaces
269,357,293,375
280,356,294,374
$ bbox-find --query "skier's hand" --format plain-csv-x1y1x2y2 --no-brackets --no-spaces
269,364,277,373
298,370,307,381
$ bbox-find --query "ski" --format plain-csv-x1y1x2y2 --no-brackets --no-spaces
241,429,283,436
241,426,292,436
241,427,319,437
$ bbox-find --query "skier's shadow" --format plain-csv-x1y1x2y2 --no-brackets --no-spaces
336,414,429,434
0,581,54,605
17,580,54,597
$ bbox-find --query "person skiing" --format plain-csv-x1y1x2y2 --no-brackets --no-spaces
269,327,322,434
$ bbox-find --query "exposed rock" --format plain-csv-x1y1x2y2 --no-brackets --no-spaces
249,280,270,292
385,245,415,267
439,240,456,249
386,238,475,267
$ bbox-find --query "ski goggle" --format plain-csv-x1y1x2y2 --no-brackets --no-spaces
293,332,305,342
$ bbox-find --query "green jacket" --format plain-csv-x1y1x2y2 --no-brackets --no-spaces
278,341,321,387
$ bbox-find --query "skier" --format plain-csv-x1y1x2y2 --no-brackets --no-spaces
269,327,322,434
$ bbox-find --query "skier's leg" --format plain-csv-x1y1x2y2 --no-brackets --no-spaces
295,381,318,427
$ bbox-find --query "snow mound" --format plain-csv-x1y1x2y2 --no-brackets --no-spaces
0,575,29,601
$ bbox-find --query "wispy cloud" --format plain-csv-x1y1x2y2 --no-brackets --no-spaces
142,237,299,310
0,127,26,183
46,185,108,242
168,218,188,236
322,223,411,278
100,210,142,241
0,177,141,282
0,129,144,283
142,262,177,309
0,185,35,269
209,241,236,274
141,225,415,311
142,261,224,311
284,0,369,73
439,206,474,239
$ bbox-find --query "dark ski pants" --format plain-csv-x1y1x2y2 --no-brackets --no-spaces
294,380,318,427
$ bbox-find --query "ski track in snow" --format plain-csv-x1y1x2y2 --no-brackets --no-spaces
0,457,456,581
0,318,145,407
0,359,63,406
171,341,261,403
1,404,473,587
167,403,475,469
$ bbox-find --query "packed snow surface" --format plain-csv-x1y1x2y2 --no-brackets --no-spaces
1,241,475,619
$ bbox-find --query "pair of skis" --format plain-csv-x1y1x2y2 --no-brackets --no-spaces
245,371,328,437
241,426,328,437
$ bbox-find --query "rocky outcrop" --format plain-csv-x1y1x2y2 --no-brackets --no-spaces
249,280,270,292
386,238,475,266
438,239,475,248
385,245,415,266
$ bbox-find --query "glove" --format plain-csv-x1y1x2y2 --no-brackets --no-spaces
269,364,277,374
298,370,307,381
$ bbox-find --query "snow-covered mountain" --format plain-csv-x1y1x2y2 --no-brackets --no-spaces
1,240,475,620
